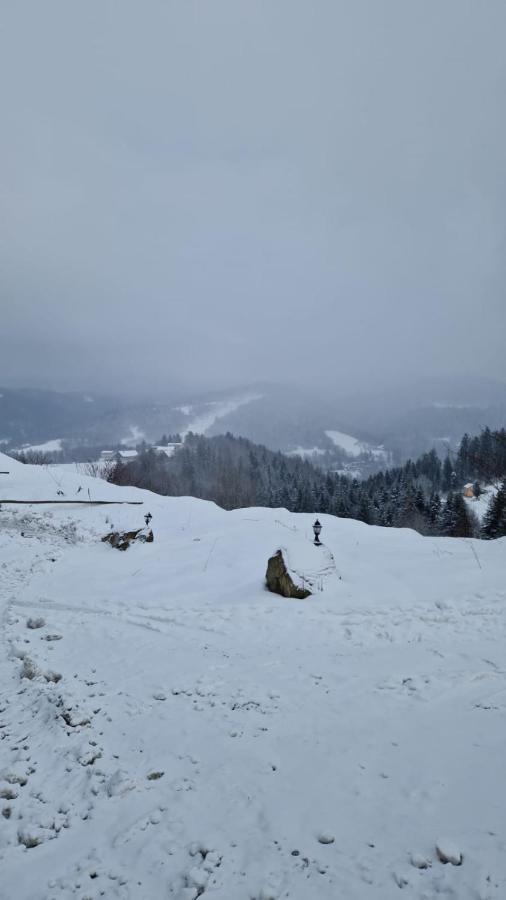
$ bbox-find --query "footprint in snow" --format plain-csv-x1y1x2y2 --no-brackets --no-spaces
169,843,223,898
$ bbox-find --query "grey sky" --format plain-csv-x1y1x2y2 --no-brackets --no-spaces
1,1,505,394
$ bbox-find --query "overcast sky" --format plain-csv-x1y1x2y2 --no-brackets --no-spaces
1,1,505,395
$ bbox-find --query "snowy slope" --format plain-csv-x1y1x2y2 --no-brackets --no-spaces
0,452,506,899
464,483,501,522
179,394,263,439
326,430,388,460
15,439,63,454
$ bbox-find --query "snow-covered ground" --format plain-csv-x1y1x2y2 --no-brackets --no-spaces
464,484,500,523
15,439,63,454
1,452,506,899
179,394,262,439
325,430,388,460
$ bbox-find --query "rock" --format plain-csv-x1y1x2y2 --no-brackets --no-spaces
26,617,45,629
265,550,311,599
101,527,153,551
101,529,139,550
410,853,431,869
436,840,463,866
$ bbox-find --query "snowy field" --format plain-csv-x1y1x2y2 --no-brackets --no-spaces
1,452,506,899
325,431,388,460
13,440,63,455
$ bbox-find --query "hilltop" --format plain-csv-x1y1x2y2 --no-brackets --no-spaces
0,452,505,899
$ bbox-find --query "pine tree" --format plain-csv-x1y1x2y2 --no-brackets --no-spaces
482,483,506,539
451,494,474,537
438,492,456,536
428,491,442,525
442,456,454,492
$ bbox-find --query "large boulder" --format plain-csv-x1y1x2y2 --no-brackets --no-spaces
265,550,311,599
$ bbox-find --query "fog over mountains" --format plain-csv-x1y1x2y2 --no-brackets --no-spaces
2,375,505,466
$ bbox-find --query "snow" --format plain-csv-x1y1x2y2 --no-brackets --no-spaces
180,394,262,438
325,430,388,460
465,483,500,522
17,439,63,454
326,429,364,456
1,450,506,899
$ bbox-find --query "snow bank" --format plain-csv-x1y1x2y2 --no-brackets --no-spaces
0,451,138,504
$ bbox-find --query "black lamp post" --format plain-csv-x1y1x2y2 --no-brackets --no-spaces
313,519,322,545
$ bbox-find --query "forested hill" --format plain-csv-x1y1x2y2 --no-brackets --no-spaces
109,428,506,539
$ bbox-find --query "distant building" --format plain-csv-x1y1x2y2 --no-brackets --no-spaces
463,483,475,499
154,443,181,459
100,449,139,462
99,444,181,463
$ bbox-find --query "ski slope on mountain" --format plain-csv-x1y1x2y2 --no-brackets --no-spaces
1,452,505,900
325,430,388,460
179,394,263,439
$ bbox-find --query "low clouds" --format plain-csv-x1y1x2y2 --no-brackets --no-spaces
1,1,505,393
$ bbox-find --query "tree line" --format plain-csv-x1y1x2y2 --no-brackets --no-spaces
108,427,506,539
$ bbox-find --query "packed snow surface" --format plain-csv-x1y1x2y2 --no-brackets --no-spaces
1,451,505,899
